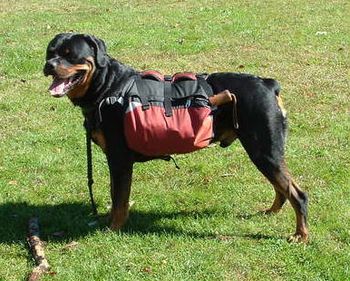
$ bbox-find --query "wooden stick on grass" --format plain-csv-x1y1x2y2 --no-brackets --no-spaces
27,217,50,281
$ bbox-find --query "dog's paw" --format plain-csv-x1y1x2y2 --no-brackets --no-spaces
287,233,308,243
109,207,129,231
109,222,123,231
259,207,281,215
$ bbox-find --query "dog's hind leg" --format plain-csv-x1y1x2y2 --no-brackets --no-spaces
263,187,287,214
238,133,308,242
267,160,308,242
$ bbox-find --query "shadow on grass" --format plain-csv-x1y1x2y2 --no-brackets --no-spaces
125,209,285,241
126,208,219,236
0,202,97,244
0,202,283,244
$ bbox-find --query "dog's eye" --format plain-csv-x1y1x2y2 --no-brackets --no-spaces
61,48,79,61
46,48,56,59
57,48,70,58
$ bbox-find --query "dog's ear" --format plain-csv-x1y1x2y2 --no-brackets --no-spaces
84,35,108,68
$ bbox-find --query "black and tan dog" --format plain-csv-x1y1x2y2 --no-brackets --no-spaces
43,33,308,242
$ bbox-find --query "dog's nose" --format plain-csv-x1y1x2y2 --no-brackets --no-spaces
43,60,58,76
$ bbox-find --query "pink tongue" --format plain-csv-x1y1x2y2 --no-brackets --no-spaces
49,78,72,96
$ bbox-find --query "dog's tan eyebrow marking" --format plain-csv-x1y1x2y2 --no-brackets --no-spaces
64,48,70,54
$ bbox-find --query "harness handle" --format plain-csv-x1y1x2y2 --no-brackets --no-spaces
209,90,239,129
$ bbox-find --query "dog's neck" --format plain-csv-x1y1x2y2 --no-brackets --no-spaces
71,57,137,113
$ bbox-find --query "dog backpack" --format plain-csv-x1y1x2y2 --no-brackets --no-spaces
118,71,214,156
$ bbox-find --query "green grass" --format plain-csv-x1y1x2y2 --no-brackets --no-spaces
0,0,349,280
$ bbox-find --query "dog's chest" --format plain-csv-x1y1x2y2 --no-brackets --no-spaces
91,129,106,152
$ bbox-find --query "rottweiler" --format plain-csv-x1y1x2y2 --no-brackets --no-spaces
43,33,308,242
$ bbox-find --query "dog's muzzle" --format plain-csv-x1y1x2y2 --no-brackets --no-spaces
43,59,59,77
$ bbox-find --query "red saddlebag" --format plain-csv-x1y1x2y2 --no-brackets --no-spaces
120,73,214,156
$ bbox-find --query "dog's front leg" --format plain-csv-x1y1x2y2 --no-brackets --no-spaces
109,166,133,230
107,151,134,231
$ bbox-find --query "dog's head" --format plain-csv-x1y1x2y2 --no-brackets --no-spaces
44,33,108,99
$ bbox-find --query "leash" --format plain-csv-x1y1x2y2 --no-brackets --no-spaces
85,125,98,216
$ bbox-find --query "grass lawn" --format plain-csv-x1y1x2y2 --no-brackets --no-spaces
0,0,349,280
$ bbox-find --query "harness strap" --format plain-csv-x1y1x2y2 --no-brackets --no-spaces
135,80,150,110
85,120,98,216
197,76,214,97
163,82,173,117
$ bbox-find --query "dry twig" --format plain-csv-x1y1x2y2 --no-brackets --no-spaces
27,217,50,281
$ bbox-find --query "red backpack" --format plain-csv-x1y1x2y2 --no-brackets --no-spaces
119,71,214,156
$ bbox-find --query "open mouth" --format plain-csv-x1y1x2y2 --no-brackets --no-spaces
49,72,84,97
